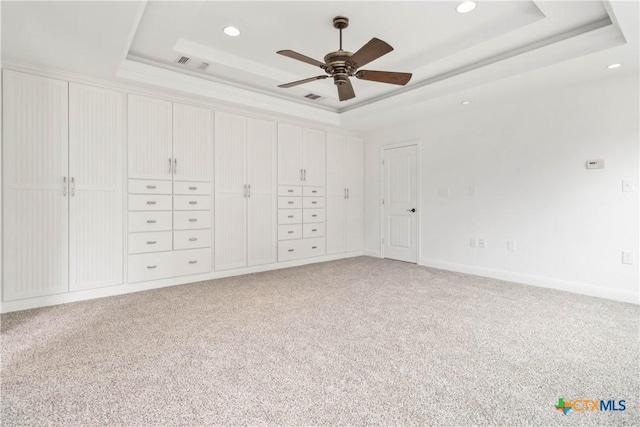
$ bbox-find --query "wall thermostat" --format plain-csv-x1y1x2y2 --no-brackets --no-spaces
586,159,604,169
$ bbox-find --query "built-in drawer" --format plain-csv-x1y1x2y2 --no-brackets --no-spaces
128,231,172,254
174,248,212,277
129,179,172,195
303,186,325,197
303,223,325,238
128,211,172,233
174,229,211,250
174,211,211,230
173,181,211,195
128,194,172,211
278,185,302,196
278,224,302,241
128,251,174,283
278,237,325,262
278,196,302,209
303,197,325,209
303,208,325,223
173,195,211,211
278,209,302,225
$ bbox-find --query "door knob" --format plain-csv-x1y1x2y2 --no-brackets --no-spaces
407,208,416,212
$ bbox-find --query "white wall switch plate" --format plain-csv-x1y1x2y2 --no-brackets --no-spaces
478,238,486,249
622,252,634,265
622,180,634,192
470,238,477,248
508,240,516,251
586,159,604,169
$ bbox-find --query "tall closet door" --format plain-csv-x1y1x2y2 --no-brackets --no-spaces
2,70,69,300
326,133,347,255
302,128,326,187
127,94,172,181
68,83,124,291
173,103,213,182
277,123,302,185
247,118,277,267
345,136,365,252
215,112,247,270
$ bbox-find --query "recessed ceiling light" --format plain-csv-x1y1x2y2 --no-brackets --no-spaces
223,26,240,37
461,100,471,105
456,1,477,14
607,63,622,69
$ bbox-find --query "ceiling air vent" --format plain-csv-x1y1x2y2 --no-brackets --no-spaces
175,56,191,65
304,93,322,101
198,62,210,71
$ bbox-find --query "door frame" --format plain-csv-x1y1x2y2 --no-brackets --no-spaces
379,140,421,262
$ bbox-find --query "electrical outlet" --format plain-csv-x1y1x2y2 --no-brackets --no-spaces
478,238,486,249
622,252,634,265
470,238,477,248
508,240,516,251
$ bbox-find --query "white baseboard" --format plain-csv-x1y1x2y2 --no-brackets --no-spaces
0,251,364,313
364,249,382,258
419,258,639,305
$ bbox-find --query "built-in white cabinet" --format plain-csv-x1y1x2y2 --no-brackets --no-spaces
2,71,124,300
277,123,327,261
326,133,364,255
215,112,277,270
127,95,213,283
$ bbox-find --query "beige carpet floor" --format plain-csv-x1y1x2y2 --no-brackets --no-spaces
1,256,638,426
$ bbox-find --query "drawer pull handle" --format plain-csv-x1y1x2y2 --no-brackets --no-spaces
312,229,317,232
147,241,157,244
147,265,157,269
288,201,294,204
288,215,294,218
287,189,293,193
146,201,156,205
312,190,317,193
288,231,294,234
312,201,317,204
189,238,198,242
146,185,156,189
189,218,198,222
312,246,317,249
189,260,198,264
189,201,197,205
288,249,294,252
189,186,197,190
312,214,317,217
146,220,156,224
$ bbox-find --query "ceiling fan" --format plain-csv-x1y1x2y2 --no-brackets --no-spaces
276,16,412,101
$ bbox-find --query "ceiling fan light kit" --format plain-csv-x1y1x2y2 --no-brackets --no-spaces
277,16,412,101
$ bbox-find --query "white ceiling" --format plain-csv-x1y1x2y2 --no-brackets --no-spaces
2,1,638,132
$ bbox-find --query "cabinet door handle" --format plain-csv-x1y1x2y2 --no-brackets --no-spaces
174,158,177,174
147,241,157,244
70,177,75,197
146,220,156,224
147,201,157,205
147,185,156,189
189,201,197,205
347,188,349,199
344,188,347,199
189,260,198,264
189,238,198,242
303,169,307,181
63,177,67,196
243,184,247,198
189,218,197,222
169,158,172,174
147,265,157,269
247,184,251,198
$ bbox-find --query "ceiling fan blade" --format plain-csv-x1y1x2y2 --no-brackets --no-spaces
355,70,412,86
349,38,393,68
337,79,356,101
277,50,325,68
278,75,328,88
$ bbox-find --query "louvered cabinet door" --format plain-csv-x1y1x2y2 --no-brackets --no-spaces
127,94,173,181
172,102,213,182
247,118,277,267
326,132,347,255
68,83,124,291
277,123,303,186
302,128,326,187
2,70,69,301
345,136,364,252
214,112,247,270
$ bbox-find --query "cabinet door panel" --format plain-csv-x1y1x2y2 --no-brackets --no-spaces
302,128,326,187
2,70,69,300
69,83,124,291
247,118,277,266
345,137,364,252
277,123,302,185
326,133,347,254
128,94,172,180
173,103,213,182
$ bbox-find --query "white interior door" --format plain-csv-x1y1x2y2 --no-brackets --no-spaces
345,136,364,252
277,123,302,185
69,83,124,291
326,133,346,254
214,112,247,270
2,70,70,300
383,145,418,263
302,128,326,187
172,103,213,182
246,118,277,266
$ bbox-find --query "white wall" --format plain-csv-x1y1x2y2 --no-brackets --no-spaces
364,73,639,303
